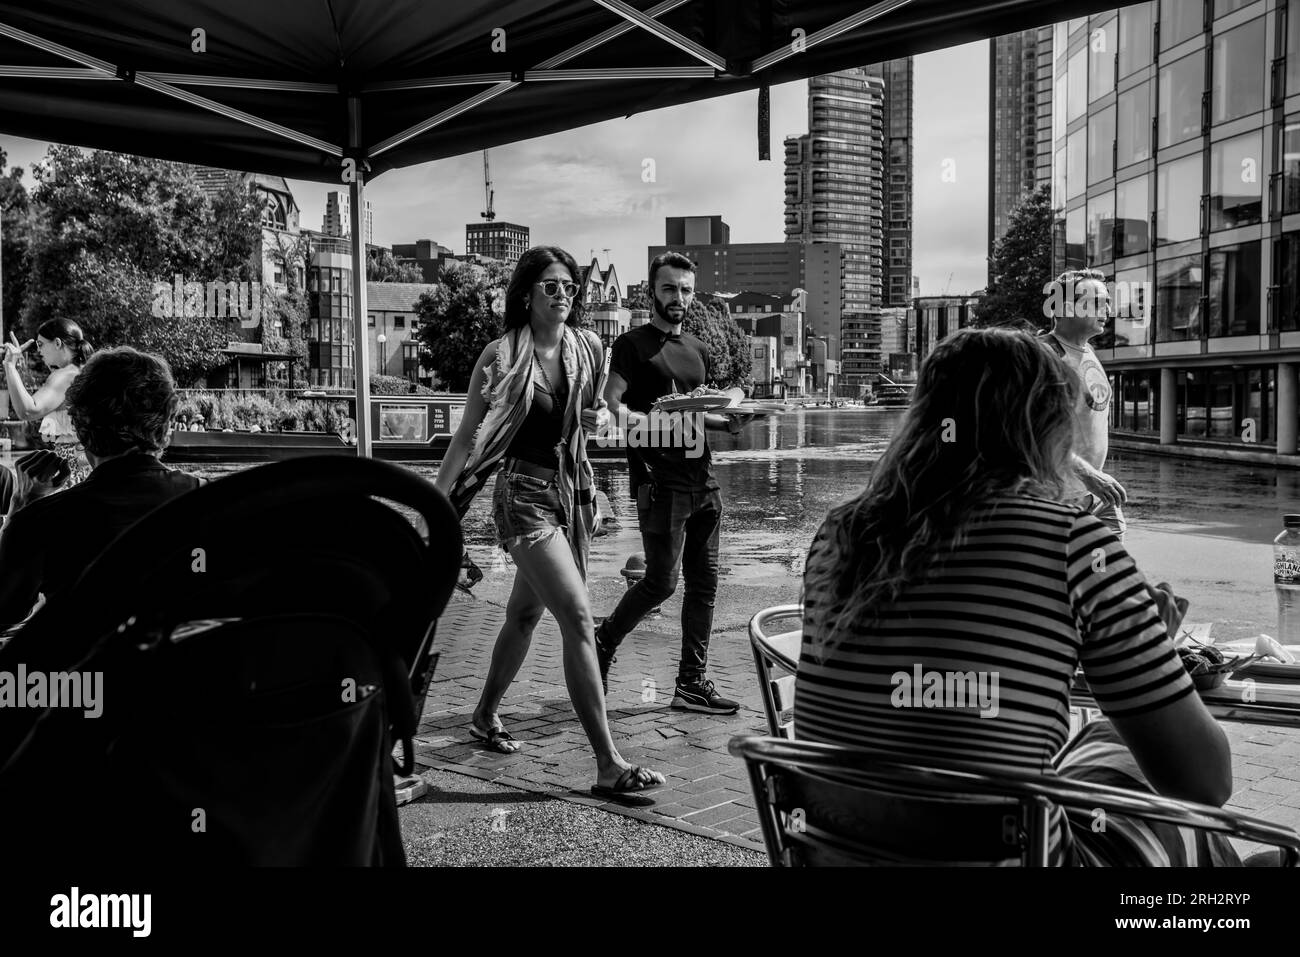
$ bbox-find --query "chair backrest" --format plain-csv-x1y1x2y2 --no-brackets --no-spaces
749,605,803,740
728,735,1300,867
729,735,1056,866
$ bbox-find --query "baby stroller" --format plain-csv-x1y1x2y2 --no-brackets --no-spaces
0,456,461,866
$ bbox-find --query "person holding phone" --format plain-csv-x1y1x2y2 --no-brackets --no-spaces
3,319,94,488
434,246,663,805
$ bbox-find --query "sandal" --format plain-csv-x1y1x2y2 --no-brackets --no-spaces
470,722,520,753
591,765,662,807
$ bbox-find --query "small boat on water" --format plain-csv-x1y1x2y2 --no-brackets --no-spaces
870,379,915,408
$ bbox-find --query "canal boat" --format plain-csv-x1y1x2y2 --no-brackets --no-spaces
870,377,916,408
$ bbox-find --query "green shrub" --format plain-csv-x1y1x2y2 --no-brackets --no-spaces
370,374,436,396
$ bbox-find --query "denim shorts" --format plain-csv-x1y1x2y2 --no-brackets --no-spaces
492,470,567,550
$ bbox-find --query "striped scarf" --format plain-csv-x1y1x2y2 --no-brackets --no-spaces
449,324,603,578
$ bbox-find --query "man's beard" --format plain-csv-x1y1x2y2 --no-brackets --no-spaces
654,296,686,326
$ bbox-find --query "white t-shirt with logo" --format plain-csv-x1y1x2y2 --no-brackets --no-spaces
1050,333,1111,473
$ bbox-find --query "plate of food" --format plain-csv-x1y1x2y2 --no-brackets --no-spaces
653,386,735,413
1206,634,1300,680
1177,640,1270,690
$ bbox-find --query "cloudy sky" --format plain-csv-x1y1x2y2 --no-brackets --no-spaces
1,40,989,296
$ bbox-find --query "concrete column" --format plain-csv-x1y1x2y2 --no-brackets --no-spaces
1159,367,1177,446
1278,362,1298,455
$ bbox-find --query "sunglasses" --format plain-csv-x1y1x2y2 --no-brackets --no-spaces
536,279,579,299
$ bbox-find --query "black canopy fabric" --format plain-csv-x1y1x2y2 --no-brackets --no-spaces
1,0,1125,184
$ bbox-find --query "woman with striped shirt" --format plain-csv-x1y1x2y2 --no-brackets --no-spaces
796,326,1242,866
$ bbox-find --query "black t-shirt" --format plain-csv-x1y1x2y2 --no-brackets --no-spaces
610,323,718,495
0,453,204,623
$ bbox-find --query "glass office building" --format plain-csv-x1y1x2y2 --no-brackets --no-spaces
1051,2,1300,452
785,69,887,383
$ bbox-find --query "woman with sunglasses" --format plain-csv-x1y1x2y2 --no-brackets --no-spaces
435,247,664,804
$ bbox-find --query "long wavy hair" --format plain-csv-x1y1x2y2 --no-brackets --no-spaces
503,246,584,331
809,327,1080,660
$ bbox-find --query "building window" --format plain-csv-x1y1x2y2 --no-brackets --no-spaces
273,264,285,286
1157,153,1204,243
1053,146,1067,205
1207,240,1261,336
1119,3,1154,78
1067,48,1088,123
1289,0,1300,96
1212,16,1266,125
1273,230,1300,331
1210,131,1263,229
1114,264,1152,346
367,314,376,327
1159,49,1205,149
1089,17,1117,102
1156,253,1203,341
783,336,794,345
1067,128,1087,199
1116,174,1151,257
1214,0,1256,15
393,316,405,328
1161,0,1204,51
1088,105,1116,184
1065,206,1086,269
1087,192,1115,264
1280,114,1300,215
1117,82,1152,168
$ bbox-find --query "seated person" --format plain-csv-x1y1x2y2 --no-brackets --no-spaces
796,327,1245,866
0,347,202,625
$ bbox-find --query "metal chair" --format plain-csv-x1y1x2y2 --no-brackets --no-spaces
728,735,1300,867
749,604,803,739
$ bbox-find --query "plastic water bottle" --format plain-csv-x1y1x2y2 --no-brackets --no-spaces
1274,514,1300,645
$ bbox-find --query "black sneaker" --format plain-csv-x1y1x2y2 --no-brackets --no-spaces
671,679,739,715
594,622,616,696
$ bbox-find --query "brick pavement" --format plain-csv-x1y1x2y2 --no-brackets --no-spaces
417,590,1300,858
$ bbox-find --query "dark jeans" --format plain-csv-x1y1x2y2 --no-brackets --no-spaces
599,483,722,685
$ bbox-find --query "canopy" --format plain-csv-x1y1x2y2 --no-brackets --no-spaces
0,0,1127,454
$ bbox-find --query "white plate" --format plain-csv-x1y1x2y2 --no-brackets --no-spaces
1211,637,1300,679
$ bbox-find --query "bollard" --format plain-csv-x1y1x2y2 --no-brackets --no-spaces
620,552,661,616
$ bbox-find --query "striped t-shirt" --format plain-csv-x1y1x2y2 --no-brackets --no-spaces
794,494,1194,858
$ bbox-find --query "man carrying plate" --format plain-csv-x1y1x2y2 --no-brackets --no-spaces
597,251,753,714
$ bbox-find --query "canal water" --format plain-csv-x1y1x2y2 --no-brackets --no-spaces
193,408,1300,643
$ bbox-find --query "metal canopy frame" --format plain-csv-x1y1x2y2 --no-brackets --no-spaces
0,0,917,455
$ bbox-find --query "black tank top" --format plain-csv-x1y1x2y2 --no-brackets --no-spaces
505,360,568,469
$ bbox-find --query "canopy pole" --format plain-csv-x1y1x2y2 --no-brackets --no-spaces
348,97,373,459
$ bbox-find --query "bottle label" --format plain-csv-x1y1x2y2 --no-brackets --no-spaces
1276,551,1300,583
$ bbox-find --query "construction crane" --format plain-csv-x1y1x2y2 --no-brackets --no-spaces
480,150,495,222
942,271,954,296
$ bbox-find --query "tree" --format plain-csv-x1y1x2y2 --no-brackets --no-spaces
0,147,31,340
265,230,312,387
682,298,753,391
20,146,265,383
414,259,513,391
974,183,1053,332
367,248,424,283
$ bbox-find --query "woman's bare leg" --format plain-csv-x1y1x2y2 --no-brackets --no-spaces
507,530,662,789
472,568,546,751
